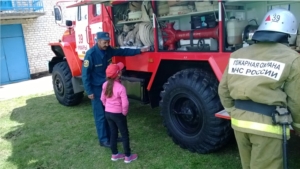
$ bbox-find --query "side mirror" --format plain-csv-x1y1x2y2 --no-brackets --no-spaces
54,5,62,24
66,20,73,27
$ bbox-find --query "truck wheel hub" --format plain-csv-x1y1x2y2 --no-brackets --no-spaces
171,94,203,135
55,77,64,95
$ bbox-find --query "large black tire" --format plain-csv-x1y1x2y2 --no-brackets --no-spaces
52,62,83,106
160,68,232,154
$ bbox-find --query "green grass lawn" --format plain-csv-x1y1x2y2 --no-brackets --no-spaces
1,91,300,169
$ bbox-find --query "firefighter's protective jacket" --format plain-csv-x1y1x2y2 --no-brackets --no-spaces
82,45,140,95
218,43,300,139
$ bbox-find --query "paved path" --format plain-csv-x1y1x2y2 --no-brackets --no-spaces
0,75,54,101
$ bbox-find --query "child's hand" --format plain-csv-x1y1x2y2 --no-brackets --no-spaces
88,94,94,100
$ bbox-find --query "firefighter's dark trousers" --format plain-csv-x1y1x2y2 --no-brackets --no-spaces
234,130,283,169
91,85,110,143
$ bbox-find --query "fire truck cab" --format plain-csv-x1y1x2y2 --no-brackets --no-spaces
50,0,300,154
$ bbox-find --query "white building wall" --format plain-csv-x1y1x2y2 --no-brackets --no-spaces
1,0,76,74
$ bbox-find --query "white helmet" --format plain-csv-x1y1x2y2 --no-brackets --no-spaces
256,8,298,35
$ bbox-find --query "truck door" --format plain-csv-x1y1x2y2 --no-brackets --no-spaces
75,5,89,60
88,4,104,47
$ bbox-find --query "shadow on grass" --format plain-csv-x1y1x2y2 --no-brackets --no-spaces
2,94,94,169
2,93,300,169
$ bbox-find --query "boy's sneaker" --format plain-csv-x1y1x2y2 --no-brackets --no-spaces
111,153,125,161
124,154,138,163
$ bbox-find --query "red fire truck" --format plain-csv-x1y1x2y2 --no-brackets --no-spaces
50,0,300,154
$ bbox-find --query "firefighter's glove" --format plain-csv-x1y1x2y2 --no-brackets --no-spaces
272,106,293,125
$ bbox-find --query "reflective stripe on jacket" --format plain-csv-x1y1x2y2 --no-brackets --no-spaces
232,118,290,139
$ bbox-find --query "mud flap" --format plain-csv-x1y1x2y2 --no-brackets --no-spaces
72,76,84,94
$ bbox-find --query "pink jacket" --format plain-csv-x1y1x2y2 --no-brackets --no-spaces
100,80,129,116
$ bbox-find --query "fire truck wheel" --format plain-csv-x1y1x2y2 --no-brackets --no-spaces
52,62,83,106
160,68,232,154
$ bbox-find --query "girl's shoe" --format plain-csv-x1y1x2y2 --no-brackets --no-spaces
124,154,138,163
111,153,125,161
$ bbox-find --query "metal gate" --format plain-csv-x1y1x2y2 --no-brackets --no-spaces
0,24,30,85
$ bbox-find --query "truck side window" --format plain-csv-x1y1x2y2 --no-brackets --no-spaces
77,5,88,21
93,4,101,16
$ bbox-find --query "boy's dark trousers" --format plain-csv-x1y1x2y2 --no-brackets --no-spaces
105,112,131,157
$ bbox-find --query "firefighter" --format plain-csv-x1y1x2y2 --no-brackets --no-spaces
218,8,300,169
82,32,149,148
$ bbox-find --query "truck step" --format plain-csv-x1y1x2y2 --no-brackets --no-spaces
215,109,230,120
121,76,149,104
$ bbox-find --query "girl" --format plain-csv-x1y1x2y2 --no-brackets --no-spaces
100,62,138,163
